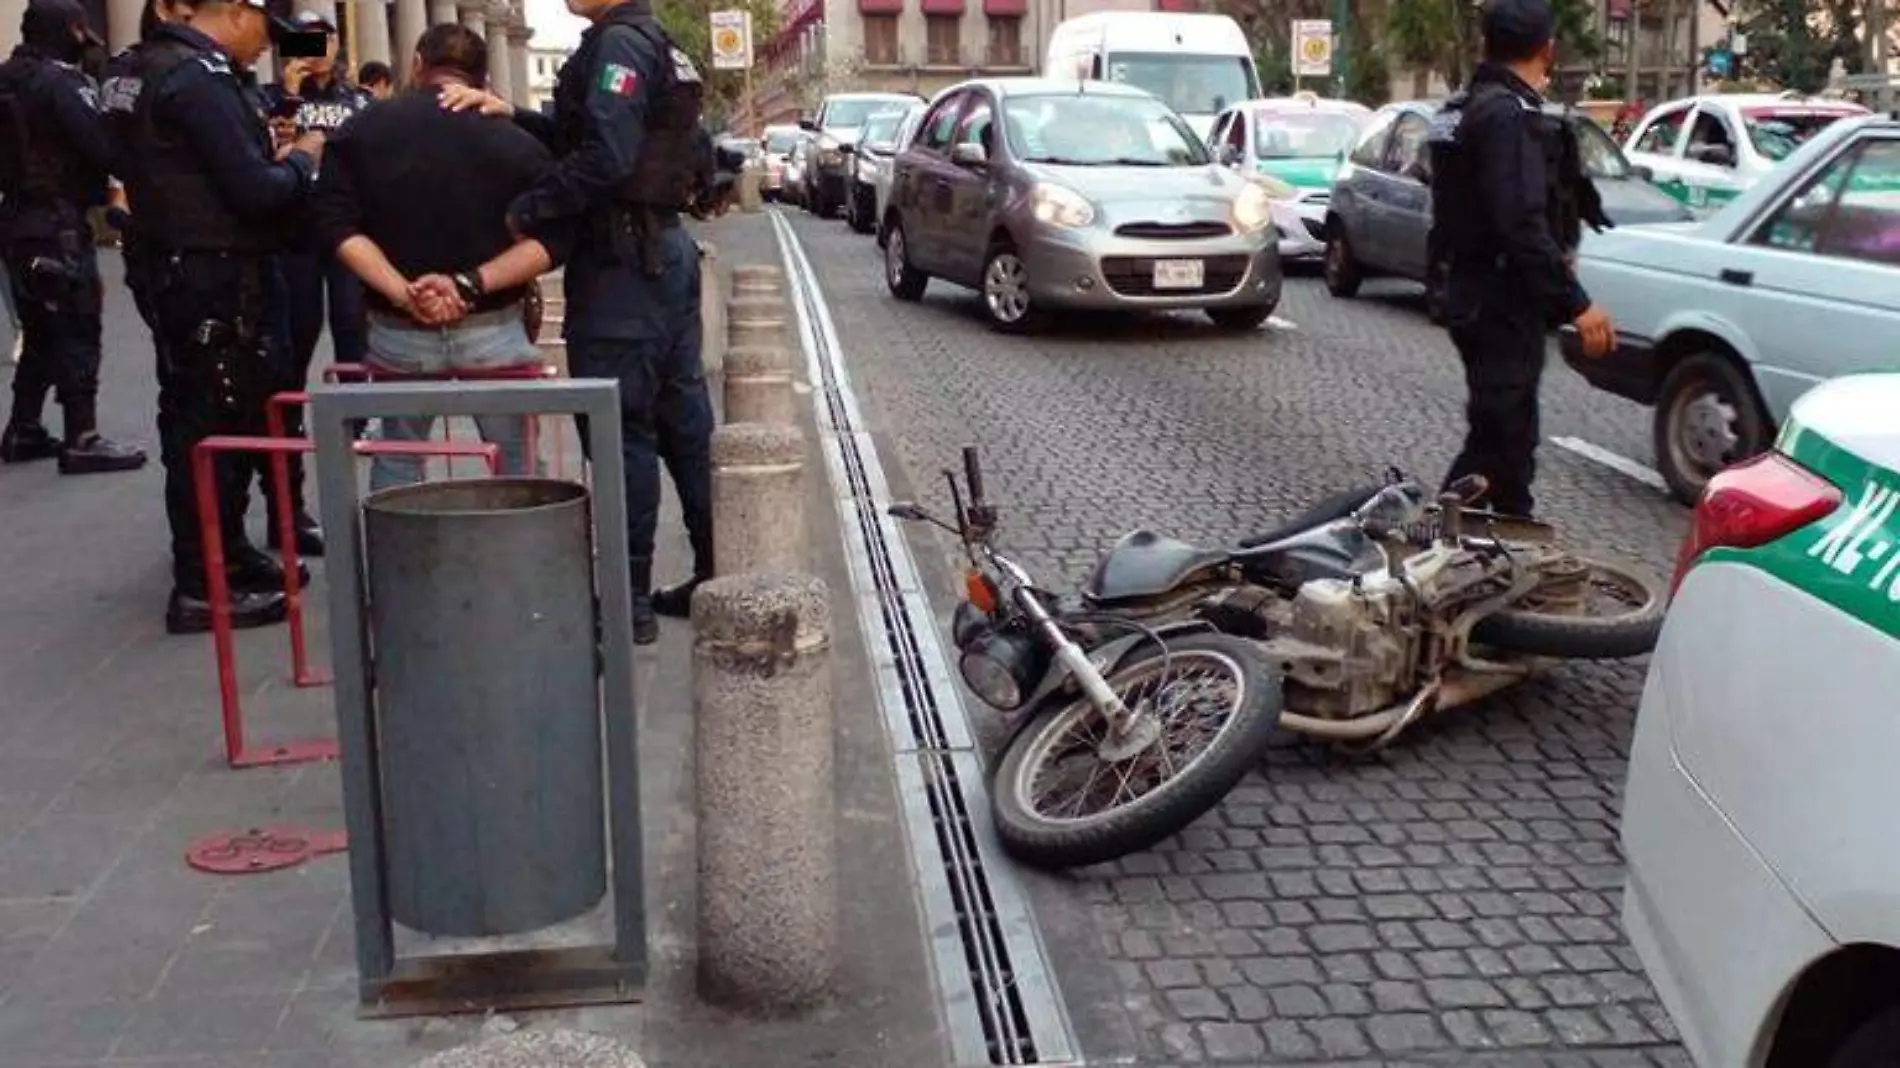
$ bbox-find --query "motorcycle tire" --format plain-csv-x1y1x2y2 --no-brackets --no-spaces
989,633,1286,871
1471,556,1667,660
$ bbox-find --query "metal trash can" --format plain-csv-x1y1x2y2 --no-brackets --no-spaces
363,477,604,937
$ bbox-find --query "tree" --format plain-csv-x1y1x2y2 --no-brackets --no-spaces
1732,0,1862,92
654,0,781,122
1384,0,1475,93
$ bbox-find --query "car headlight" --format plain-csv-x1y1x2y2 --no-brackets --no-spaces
1232,182,1275,233
1029,183,1095,228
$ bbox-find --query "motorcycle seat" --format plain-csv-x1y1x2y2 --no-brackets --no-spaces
1083,530,1231,604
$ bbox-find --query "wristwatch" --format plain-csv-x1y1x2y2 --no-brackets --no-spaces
451,270,485,306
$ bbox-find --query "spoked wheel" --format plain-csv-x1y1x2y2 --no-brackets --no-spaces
1472,556,1667,660
990,634,1285,870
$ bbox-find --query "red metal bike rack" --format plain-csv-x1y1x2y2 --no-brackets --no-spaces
191,434,501,769
317,362,566,477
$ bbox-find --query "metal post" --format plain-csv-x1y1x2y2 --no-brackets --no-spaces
1331,0,1349,97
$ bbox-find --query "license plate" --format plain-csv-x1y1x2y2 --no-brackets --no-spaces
1153,259,1204,290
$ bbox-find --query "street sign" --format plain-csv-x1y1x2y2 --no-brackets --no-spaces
1705,47,1734,79
1292,20,1334,78
710,9,753,71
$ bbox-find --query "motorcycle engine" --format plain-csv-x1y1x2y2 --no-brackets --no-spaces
1282,575,1410,718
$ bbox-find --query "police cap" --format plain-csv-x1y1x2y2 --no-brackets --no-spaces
1481,0,1557,55
214,0,308,44
21,0,99,48
290,8,335,33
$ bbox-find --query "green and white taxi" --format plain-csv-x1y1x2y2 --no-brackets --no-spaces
1623,372,1900,1068
1208,93,1373,261
1623,91,1868,214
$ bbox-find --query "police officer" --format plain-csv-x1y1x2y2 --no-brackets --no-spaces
100,0,193,341
442,0,717,644
118,0,325,633
1426,0,1616,520
260,9,369,556
0,0,147,473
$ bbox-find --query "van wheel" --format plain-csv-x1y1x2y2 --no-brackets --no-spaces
1654,351,1772,507
1826,1005,1900,1068
1324,227,1363,298
884,218,928,301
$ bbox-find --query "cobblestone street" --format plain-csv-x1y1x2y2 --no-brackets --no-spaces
777,208,1695,1067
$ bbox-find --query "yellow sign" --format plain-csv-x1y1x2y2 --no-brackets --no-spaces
1292,19,1333,78
710,10,752,71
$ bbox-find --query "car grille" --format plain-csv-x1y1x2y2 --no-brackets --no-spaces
1113,221,1233,239
1100,254,1251,297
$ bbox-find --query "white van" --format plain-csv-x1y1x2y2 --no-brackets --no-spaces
1043,11,1261,139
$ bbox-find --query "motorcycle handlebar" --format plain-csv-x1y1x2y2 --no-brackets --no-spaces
962,446,986,506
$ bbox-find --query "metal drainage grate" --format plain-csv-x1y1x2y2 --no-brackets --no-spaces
771,212,1080,1067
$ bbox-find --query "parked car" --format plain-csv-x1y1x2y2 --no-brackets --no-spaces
760,123,801,200
1621,370,1900,1068
1323,98,1692,314
782,133,812,208
846,106,920,235
881,78,1282,333
1623,91,1868,215
1209,93,1373,262
1565,111,1900,504
801,91,923,218
874,103,930,248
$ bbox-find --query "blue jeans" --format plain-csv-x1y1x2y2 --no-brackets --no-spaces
365,309,543,492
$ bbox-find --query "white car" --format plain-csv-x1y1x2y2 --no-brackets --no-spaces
1567,111,1900,505
1208,94,1372,261
1623,91,1867,215
1622,371,1900,1068
760,123,800,200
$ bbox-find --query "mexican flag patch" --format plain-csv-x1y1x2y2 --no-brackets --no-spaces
599,62,641,97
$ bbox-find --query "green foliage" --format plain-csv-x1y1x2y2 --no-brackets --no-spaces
1731,0,1861,93
653,0,781,120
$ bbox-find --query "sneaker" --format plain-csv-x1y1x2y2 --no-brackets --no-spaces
0,423,60,463
58,433,147,474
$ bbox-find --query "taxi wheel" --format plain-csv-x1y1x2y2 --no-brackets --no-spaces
1323,227,1362,298
1827,1005,1900,1068
1654,351,1772,507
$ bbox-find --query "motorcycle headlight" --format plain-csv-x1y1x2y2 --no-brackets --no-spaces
1030,183,1096,228
1232,181,1275,233
958,628,1046,712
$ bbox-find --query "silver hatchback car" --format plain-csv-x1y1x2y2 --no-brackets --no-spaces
881,78,1283,332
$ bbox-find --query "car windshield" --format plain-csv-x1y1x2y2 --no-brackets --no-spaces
860,112,902,144
1005,93,1211,166
825,98,910,130
1743,108,1861,161
764,130,798,153
1574,120,1631,179
1100,53,1258,116
1252,110,1364,158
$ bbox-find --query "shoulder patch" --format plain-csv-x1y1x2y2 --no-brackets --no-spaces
76,83,98,109
98,75,141,113
1426,107,1462,145
599,61,640,97
195,52,232,76
669,46,701,84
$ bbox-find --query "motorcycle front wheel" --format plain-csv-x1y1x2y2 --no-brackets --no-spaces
990,633,1284,871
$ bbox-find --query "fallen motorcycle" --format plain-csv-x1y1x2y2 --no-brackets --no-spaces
889,448,1666,871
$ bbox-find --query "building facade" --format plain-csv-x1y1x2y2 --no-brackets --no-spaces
0,0,547,104
525,43,566,113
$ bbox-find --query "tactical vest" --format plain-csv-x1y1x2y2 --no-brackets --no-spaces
1426,81,1567,270
0,55,83,202
561,10,704,210
1544,112,1583,252
122,40,268,253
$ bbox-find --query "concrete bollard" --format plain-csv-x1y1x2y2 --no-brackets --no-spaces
727,294,791,352
691,571,835,1014
710,423,805,576
536,338,568,378
698,241,725,376
722,345,796,427
731,264,784,300
739,166,764,213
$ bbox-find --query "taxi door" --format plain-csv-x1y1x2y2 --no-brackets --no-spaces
1625,100,1697,208
1674,104,1751,214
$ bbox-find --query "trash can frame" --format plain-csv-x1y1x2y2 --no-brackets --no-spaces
310,379,646,1018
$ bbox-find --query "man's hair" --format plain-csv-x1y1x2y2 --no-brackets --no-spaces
414,23,486,86
358,59,392,85
1480,0,1556,63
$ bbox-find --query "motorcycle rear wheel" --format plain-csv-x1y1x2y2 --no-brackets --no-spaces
990,633,1285,871
1471,556,1666,659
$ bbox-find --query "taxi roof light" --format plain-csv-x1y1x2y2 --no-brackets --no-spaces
1670,451,1844,596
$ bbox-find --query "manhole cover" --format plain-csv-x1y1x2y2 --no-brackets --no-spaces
185,828,347,874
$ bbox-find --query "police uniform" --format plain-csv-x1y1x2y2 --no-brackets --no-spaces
508,0,714,643
119,14,317,633
0,0,146,472
1425,0,1592,520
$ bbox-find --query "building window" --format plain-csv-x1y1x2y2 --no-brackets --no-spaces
986,16,1020,66
863,14,898,65
926,14,960,66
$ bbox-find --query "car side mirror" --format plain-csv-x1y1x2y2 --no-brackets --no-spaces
799,118,818,132
951,142,987,168
840,143,857,155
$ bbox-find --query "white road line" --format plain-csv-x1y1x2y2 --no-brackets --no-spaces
1549,435,1670,493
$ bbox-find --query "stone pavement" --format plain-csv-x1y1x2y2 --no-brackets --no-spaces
0,239,948,1067
774,207,1694,1067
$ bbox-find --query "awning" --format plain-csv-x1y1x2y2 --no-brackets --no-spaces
859,0,903,10
984,0,1026,14
920,0,965,13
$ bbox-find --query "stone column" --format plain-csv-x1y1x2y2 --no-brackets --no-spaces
484,7,512,100
356,0,393,68
506,21,533,109
104,0,141,53
458,1,484,37
391,0,427,74
427,0,456,26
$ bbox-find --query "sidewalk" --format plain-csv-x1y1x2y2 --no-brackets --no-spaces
0,233,947,1067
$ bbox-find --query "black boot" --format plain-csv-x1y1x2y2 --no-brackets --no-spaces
165,587,290,635
228,543,310,593
58,432,147,474
630,555,657,646
651,574,709,619
0,423,60,463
